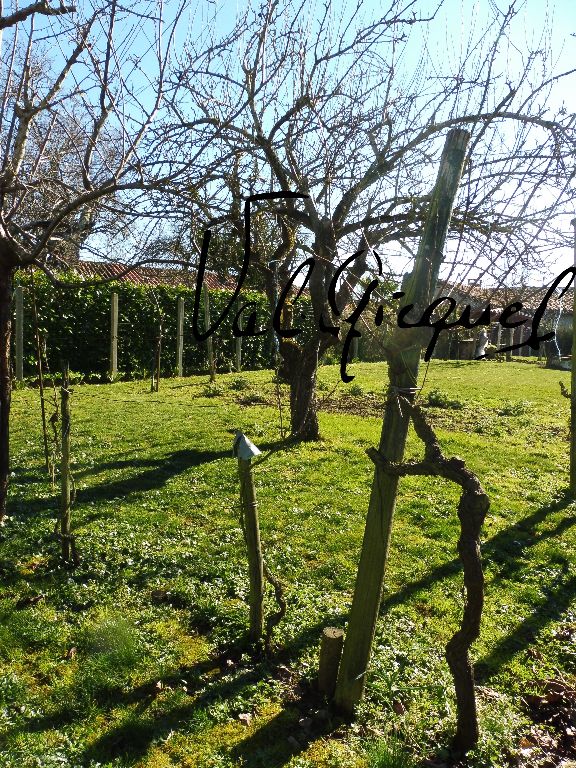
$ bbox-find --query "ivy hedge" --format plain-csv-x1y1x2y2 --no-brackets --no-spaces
13,273,303,380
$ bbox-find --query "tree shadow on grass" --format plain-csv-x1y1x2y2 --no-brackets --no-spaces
18,615,344,767
382,491,575,609
475,570,576,682
82,672,334,768
69,437,291,506
380,490,576,678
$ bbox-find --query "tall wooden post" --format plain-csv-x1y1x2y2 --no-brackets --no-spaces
30,277,50,471
334,129,470,714
570,218,576,494
110,292,118,380
60,363,71,562
352,335,359,361
235,305,242,373
203,285,216,382
176,296,184,377
14,285,24,382
234,432,264,643
154,327,161,392
506,327,513,362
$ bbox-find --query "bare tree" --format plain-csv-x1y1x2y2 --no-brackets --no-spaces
168,0,576,440
0,0,210,519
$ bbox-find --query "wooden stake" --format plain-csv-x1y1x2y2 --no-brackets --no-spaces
506,327,513,362
203,285,216,382
318,627,344,696
570,218,576,494
235,306,242,373
237,453,264,643
14,285,23,382
176,296,184,377
30,275,50,472
110,292,118,380
334,129,470,714
352,335,359,361
60,362,71,562
155,325,161,392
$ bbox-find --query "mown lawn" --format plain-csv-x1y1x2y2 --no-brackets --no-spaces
1,360,575,768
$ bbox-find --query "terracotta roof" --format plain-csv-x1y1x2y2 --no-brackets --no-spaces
70,261,231,290
439,280,574,315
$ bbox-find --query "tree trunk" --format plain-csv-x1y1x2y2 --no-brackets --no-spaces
0,265,14,522
286,342,320,440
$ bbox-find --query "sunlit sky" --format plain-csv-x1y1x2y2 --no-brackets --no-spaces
12,0,575,284
187,0,576,284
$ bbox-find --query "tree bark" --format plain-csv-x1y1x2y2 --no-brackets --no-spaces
0,265,14,522
280,339,321,440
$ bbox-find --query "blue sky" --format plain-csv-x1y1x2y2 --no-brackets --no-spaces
7,0,574,283
187,0,576,283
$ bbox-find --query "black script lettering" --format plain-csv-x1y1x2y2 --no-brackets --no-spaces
232,303,266,337
272,258,315,338
397,296,459,361
192,191,309,341
498,302,526,329
333,250,383,382
496,268,576,355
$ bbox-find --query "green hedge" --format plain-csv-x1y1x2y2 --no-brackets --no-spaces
14,273,294,380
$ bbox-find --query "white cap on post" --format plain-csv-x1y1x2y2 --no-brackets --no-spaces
232,431,261,460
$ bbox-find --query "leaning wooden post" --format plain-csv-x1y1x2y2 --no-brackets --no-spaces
203,285,216,382
176,296,185,377
570,218,576,494
60,362,72,562
109,292,118,381
234,431,264,644
334,129,470,714
14,285,24,382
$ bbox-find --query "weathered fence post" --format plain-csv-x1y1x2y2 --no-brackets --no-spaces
234,432,264,644
30,276,50,472
506,327,513,362
235,306,242,373
14,285,24,382
570,218,576,494
176,296,185,377
334,129,470,715
203,285,216,382
351,335,359,361
154,327,161,392
318,627,344,697
60,363,72,561
110,292,118,380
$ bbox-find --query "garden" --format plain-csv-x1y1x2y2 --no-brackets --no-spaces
2,360,575,768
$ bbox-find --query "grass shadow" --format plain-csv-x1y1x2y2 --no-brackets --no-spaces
380,490,575,679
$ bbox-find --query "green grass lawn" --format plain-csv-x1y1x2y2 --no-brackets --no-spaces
1,360,575,768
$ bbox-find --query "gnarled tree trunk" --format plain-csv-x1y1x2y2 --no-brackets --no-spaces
280,338,321,440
